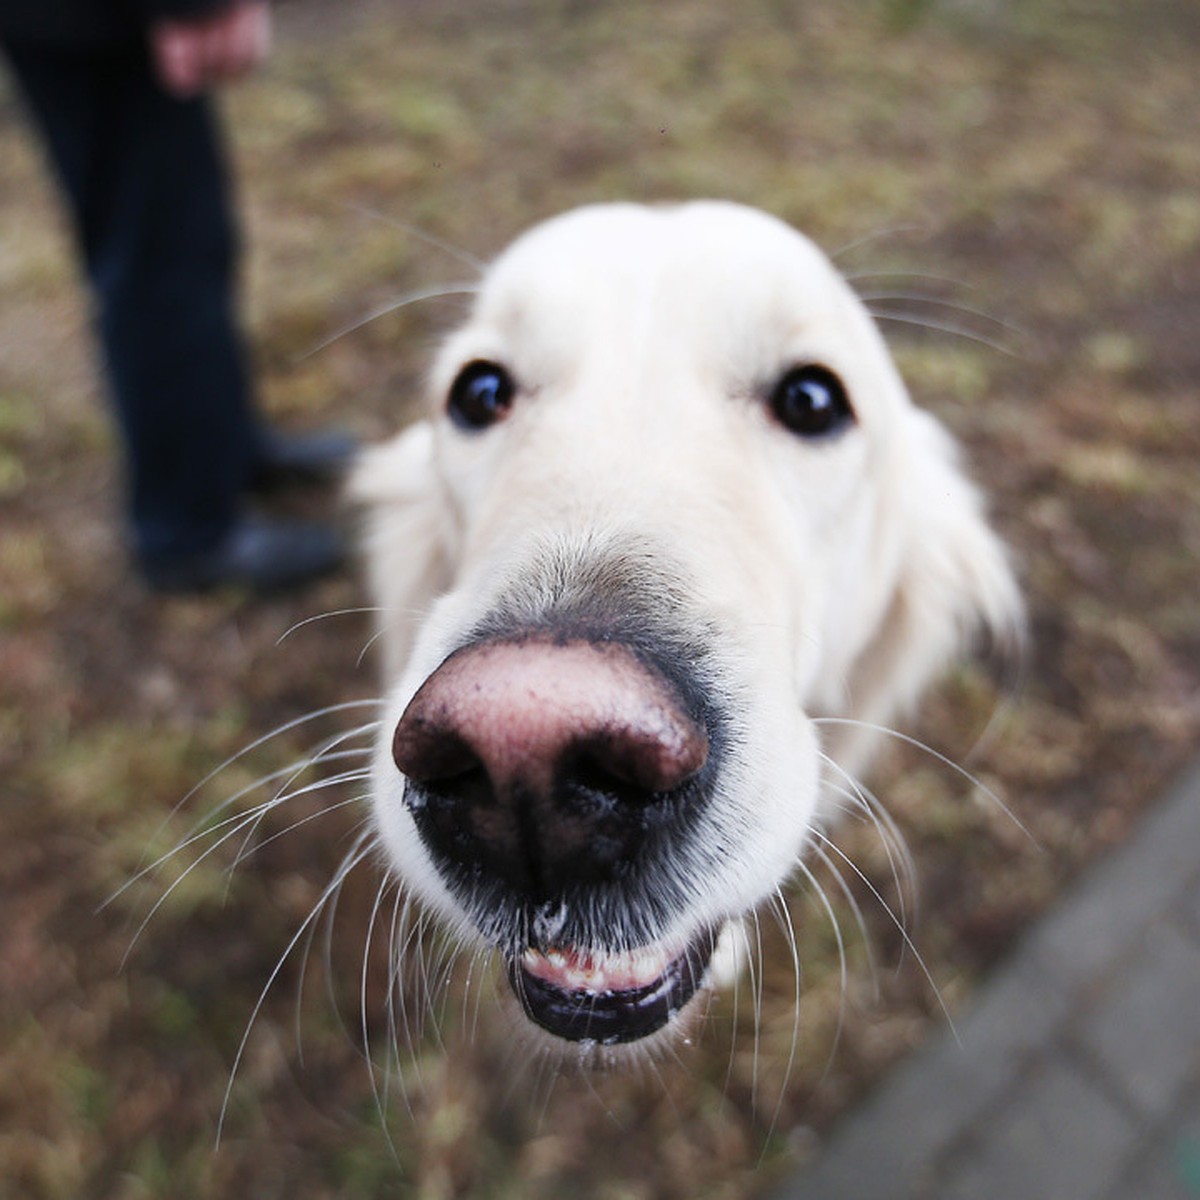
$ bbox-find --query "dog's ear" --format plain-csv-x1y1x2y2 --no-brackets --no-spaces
350,420,456,675
834,409,1024,774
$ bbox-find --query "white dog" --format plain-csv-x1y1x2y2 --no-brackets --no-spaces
351,201,1021,1055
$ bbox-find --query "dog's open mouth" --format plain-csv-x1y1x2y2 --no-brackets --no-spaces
508,926,719,1044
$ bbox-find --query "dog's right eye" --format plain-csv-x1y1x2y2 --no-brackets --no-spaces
447,361,515,430
768,364,855,439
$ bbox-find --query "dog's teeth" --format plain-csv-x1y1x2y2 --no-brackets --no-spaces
521,942,679,993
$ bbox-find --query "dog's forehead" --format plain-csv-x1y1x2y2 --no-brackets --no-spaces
473,202,857,360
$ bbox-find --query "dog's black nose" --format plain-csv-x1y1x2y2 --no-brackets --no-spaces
391,636,710,901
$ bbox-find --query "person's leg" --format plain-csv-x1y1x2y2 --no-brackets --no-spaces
3,38,263,564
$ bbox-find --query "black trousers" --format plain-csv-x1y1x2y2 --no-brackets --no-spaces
2,37,266,561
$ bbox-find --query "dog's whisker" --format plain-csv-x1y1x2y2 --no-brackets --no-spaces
113,786,289,909
809,828,961,1047
360,866,403,1157
224,733,378,881
261,718,383,806
222,716,381,839
297,813,379,1065
760,886,804,1156
961,654,1031,767
275,607,384,647
819,751,916,930
829,222,931,262
120,794,305,964
868,307,1022,357
356,625,388,671
723,920,750,1100
411,910,441,1054
394,898,428,1060
466,942,498,1048
291,887,324,1070
385,890,424,1118
107,736,375,912
216,755,373,887
152,697,384,831
746,906,766,1114
457,943,480,1039
236,790,368,874
207,744,364,849
344,602,446,673
792,853,851,1083
647,1052,683,1129
809,827,907,954
532,1053,564,1135
816,784,912,932
401,908,432,1053
191,732,374,829
342,201,488,274
298,282,481,362
192,699,384,795
415,917,454,1056
255,761,374,818
294,812,373,1073
859,292,1029,345
217,831,376,1146
380,899,412,1125
370,961,409,1166
843,267,975,290
814,717,1038,847
806,831,880,992
381,887,403,1090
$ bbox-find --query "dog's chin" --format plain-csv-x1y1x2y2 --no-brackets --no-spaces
503,924,722,1050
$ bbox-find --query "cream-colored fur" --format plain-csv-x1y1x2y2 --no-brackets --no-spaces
352,200,1021,1041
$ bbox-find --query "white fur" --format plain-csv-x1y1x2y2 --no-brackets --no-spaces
352,201,1022,1035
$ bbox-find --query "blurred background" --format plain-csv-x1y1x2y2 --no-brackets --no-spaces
1,0,1198,1196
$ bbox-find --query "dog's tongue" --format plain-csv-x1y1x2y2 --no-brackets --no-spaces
510,932,716,1045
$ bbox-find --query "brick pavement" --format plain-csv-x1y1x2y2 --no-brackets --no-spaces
775,757,1200,1200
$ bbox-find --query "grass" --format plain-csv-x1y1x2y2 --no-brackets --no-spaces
1,0,1199,1196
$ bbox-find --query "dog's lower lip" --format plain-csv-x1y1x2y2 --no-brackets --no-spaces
508,928,718,1045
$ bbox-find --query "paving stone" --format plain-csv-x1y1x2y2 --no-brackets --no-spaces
953,939,1072,1065
1076,922,1200,1121
1102,1091,1200,1200
770,1046,986,1199
774,756,1200,1200
1177,870,1200,940
935,1055,1138,1200
1165,1090,1200,1197
1104,1160,1195,1200
772,965,1070,1199
1026,760,1200,993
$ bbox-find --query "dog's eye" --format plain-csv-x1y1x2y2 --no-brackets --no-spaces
447,361,515,430
769,365,855,438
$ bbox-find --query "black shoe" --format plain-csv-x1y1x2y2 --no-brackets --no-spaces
249,427,358,492
141,517,347,593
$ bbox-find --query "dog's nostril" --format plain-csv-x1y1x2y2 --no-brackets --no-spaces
570,727,706,800
392,721,480,786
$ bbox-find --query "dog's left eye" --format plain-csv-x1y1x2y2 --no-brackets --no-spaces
769,365,855,438
447,361,515,430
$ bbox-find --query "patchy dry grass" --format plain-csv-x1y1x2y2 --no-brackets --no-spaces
2,0,1199,1196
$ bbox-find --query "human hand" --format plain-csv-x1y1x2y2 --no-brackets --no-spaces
150,1,272,99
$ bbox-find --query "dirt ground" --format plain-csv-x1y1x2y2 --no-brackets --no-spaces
1,1,1198,1197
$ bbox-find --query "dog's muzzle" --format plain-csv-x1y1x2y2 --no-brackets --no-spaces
391,633,723,1043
